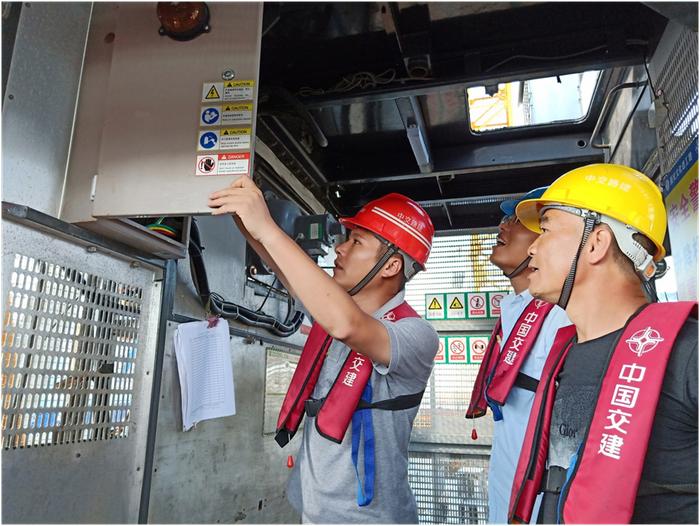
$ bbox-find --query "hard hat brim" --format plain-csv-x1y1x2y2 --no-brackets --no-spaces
515,198,545,234
501,187,550,216
339,217,358,230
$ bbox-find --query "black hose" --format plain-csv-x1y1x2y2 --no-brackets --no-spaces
188,218,304,337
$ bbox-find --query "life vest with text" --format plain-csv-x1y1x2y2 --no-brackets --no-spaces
275,301,424,447
508,301,697,524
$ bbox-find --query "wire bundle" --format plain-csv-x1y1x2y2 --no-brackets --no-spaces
298,68,413,97
188,218,304,338
147,218,178,238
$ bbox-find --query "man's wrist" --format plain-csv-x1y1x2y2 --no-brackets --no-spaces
257,224,287,248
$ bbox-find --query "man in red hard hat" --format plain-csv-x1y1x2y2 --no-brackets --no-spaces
209,177,439,523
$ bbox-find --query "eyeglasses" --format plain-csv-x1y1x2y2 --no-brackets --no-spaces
499,214,520,226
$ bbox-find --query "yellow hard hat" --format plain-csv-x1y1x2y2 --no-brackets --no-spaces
516,164,667,261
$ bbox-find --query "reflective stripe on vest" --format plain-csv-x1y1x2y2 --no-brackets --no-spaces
275,301,420,447
509,301,697,524
466,298,555,419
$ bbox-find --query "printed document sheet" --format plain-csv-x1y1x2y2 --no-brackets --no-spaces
174,320,236,431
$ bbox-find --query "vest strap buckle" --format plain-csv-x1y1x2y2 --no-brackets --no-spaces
304,398,324,417
541,466,567,493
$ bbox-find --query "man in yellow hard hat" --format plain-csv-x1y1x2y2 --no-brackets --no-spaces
507,164,697,524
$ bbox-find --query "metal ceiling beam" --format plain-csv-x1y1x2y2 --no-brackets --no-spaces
418,192,523,209
395,95,433,173
256,115,328,188
326,133,603,187
643,2,698,31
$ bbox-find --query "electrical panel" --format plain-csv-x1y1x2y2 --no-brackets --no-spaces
58,2,263,256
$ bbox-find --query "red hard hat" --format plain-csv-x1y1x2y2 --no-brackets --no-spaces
339,193,434,269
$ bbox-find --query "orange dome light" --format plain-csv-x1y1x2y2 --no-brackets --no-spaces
157,2,210,41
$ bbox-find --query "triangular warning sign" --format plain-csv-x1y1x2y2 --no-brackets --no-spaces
222,130,229,136
449,297,464,310
205,85,220,99
428,298,442,310
224,105,232,111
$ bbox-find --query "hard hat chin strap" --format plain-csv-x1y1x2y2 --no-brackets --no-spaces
504,256,532,279
555,209,599,310
347,243,399,296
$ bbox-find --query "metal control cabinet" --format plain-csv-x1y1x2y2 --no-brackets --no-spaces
62,2,263,221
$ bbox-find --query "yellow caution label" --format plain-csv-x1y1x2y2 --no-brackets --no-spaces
449,297,464,310
428,298,442,310
225,80,255,88
223,103,253,112
221,127,251,136
205,85,221,99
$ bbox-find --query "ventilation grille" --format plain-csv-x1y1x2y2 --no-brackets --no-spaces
409,450,489,524
656,26,699,174
2,254,143,449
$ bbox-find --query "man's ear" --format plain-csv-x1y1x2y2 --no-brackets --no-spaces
381,254,404,279
587,225,615,265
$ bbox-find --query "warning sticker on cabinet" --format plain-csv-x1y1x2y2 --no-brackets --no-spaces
223,80,255,101
202,82,223,102
425,293,445,320
488,292,505,318
195,153,250,177
222,103,253,125
220,127,251,150
201,106,222,127
467,292,487,318
446,293,466,319
198,130,220,151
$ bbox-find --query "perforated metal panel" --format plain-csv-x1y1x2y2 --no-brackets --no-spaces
406,232,512,317
3,254,142,449
655,25,699,174
412,363,494,445
263,347,300,435
1,219,161,523
409,447,490,524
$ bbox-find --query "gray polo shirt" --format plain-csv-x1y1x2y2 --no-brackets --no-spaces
286,290,439,523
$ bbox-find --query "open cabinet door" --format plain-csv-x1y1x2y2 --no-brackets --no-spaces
91,2,262,218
